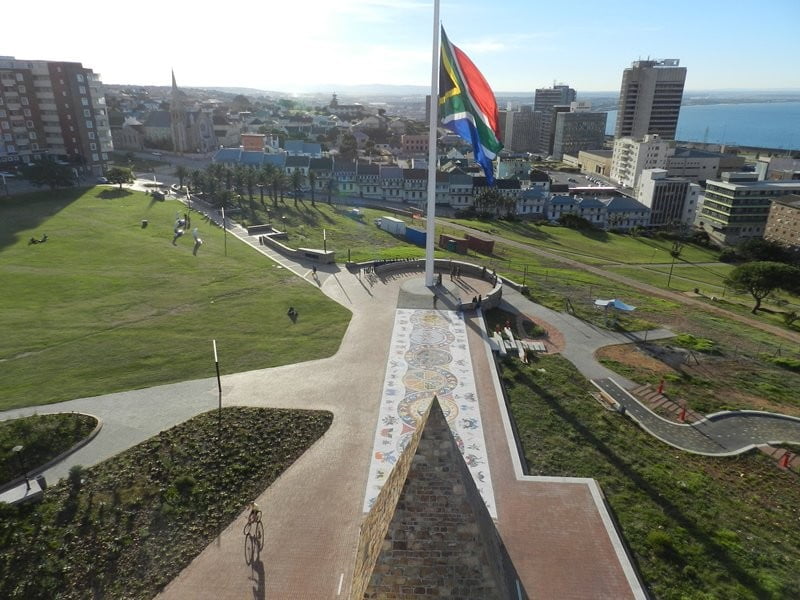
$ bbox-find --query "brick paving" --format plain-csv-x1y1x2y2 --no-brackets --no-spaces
467,320,644,599
156,276,646,599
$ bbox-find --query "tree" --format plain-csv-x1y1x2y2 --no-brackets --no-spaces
473,188,502,217
106,166,133,189
290,170,305,208
724,261,800,314
339,134,358,161
21,160,75,190
174,165,188,189
326,177,338,205
308,171,317,206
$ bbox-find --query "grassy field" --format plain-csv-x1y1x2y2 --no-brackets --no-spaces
0,407,331,600
503,354,800,600
1,413,97,483
446,217,721,265
0,188,351,410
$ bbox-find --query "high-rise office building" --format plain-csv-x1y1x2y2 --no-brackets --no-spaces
533,84,576,156
551,102,607,160
0,57,113,175
615,59,686,140
498,105,542,153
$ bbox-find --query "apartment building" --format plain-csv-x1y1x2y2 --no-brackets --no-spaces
610,134,672,188
764,194,800,254
638,169,701,227
0,56,113,175
697,172,800,245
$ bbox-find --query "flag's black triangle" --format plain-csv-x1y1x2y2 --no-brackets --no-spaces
351,396,525,599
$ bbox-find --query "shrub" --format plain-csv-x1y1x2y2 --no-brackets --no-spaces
173,474,197,499
68,464,85,492
646,529,673,555
767,356,800,373
674,333,720,354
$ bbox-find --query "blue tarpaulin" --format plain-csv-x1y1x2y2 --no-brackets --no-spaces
594,298,636,311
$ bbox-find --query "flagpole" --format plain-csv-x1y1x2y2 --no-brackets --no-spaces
424,0,441,288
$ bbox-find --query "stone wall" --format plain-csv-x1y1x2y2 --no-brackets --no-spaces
354,398,524,599
349,399,429,599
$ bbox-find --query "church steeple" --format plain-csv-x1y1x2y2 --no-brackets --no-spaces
170,70,187,153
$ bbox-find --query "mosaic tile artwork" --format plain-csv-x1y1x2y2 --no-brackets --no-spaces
363,308,496,517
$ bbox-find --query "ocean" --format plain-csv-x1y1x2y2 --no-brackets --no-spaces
605,101,800,150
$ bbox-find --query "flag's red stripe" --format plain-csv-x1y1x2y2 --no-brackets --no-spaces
452,44,500,137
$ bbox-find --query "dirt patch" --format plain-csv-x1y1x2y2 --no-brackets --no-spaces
596,344,676,375
596,343,800,418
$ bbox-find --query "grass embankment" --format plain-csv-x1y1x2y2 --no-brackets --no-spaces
0,188,351,410
503,354,800,600
0,407,332,600
1,414,97,484
446,217,721,265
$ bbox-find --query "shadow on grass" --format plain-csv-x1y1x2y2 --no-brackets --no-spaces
515,367,772,598
98,188,134,199
0,187,86,252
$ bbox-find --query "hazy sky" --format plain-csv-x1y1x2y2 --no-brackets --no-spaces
4,0,799,93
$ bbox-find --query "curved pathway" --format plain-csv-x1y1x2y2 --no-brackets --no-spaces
593,378,800,456
497,284,800,457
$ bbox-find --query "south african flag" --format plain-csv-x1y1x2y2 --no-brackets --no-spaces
439,27,503,185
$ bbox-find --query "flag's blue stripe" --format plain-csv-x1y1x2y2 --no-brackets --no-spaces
444,117,496,185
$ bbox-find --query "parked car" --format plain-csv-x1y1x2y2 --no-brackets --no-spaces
96,176,109,184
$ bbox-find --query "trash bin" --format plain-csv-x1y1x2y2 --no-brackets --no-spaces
447,240,456,252
141,220,148,228
35,474,47,490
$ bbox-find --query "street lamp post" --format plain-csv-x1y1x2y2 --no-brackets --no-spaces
12,445,29,491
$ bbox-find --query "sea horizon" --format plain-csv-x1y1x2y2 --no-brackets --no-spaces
605,101,800,150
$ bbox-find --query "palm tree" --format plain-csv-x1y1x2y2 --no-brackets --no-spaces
244,167,257,220
174,165,188,190
290,170,305,208
326,177,338,205
275,170,289,205
308,170,317,206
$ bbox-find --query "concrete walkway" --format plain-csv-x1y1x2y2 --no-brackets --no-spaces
594,378,800,456
499,286,675,387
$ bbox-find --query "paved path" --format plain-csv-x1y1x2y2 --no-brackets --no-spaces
594,378,800,456
499,286,675,388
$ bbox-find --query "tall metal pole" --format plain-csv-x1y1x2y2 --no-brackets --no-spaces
424,0,441,287
213,339,222,421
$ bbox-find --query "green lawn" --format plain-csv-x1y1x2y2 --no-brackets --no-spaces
0,188,351,410
504,355,800,600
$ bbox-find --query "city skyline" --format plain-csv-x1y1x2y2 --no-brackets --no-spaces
3,0,800,94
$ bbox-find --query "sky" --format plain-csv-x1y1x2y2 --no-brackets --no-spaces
4,0,800,94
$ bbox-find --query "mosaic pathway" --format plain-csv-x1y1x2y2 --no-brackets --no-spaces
364,308,497,517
